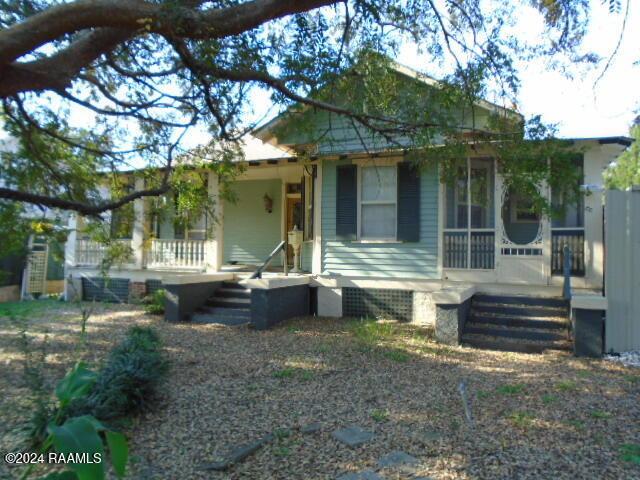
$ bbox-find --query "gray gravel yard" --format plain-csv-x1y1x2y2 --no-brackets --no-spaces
1,301,639,479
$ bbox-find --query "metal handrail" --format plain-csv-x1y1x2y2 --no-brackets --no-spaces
250,240,286,279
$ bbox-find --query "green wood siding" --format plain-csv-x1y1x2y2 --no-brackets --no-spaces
321,159,439,278
301,241,313,272
223,179,283,266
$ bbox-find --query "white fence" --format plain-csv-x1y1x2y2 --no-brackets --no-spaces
145,239,207,269
605,188,640,352
75,239,133,266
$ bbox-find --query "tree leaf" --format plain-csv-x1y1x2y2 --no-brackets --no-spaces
48,416,105,480
105,431,129,478
55,362,97,406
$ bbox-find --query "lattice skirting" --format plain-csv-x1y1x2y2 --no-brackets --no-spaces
342,287,413,322
82,277,130,303
145,279,164,295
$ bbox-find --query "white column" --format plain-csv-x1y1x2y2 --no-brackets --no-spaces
63,214,78,301
132,177,145,269
206,171,224,272
64,213,78,270
312,162,323,274
541,163,552,283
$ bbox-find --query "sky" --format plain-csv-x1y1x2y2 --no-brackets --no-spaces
393,0,639,139
509,1,640,138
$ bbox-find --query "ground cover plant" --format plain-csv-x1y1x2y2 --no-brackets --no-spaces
0,301,167,479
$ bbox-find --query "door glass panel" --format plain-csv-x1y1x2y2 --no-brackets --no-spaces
502,188,540,245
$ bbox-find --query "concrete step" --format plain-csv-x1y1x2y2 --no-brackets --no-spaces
468,313,568,330
461,333,572,354
471,303,566,318
191,313,250,326
198,306,251,316
473,294,567,309
464,323,567,342
216,287,251,299
221,281,250,291
206,297,251,309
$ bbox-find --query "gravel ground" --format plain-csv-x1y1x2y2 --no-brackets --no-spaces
1,301,639,480
606,351,640,368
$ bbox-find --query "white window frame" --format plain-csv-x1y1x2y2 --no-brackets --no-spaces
357,164,398,242
443,157,495,270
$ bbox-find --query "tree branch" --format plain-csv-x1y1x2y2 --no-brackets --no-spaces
0,185,171,217
0,0,336,66
0,28,133,96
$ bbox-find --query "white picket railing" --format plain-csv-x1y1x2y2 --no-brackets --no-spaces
145,239,207,269
75,239,132,266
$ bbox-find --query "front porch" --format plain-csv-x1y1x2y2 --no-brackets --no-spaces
66,160,317,276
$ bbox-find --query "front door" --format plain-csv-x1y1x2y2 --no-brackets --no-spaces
496,179,547,284
285,188,303,266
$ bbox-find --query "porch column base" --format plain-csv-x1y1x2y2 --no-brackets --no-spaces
433,287,475,345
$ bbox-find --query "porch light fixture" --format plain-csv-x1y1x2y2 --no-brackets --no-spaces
263,193,273,213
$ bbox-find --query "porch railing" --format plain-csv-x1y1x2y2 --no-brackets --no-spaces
75,239,132,266
145,239,207,269
551,228,585,276
444,230,495,269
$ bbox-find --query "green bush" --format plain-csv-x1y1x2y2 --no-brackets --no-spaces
69,326,168,420
143,288,166,315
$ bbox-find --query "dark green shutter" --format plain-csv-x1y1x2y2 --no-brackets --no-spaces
336,164,357,240
397,162,420,242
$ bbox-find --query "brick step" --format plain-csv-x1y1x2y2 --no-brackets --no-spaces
468,313,568,329
461,333,572,354
464,323,567,342
471,303,567,318
473,294,567,309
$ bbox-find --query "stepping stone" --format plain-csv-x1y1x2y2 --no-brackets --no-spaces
300,422,322,434
198,433,274,471
336,470,383,480
331,426,374,448
413,430,443,445
377,450,419,468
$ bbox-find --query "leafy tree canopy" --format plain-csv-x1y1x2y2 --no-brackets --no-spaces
605,126,640,189
0,0,627,252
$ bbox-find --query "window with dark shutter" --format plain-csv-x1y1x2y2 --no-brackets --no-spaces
397,162,420,242
336,164,357,240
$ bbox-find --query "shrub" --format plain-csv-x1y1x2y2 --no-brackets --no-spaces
69,326,168,420
143,288,166,315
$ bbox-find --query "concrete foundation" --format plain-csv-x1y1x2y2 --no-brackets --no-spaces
251,284,310,330
317,287,343,317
